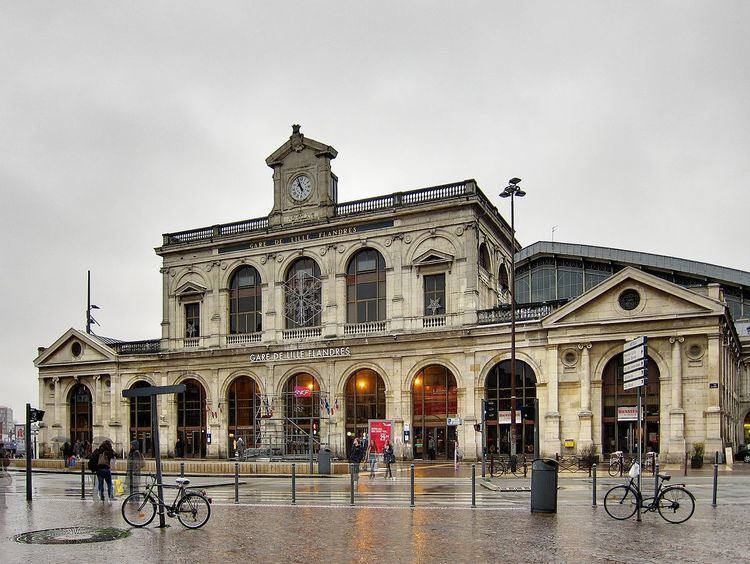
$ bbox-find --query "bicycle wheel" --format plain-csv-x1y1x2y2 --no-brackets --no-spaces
608,462,621,477
121,492,156,527
604,485,639,520
177,493,211,529
657,486,695,524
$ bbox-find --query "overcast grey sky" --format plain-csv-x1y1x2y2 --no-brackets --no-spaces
1,1,748,419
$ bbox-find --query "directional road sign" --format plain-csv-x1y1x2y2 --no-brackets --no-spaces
624,368,647,382
624,336,646,350
623,346,646,365
623,359,646,373
624,378,647,390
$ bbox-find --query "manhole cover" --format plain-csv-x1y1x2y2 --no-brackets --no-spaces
14,527,130,544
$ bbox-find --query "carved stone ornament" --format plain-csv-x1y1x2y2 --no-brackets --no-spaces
385,238,392,247
277,255,284,263
260,256,268,265
455,227,464,236
319,247,327,256
404,235,412,244
338,246,346,254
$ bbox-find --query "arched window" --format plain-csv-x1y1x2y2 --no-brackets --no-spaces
176,379,207,458
498,263,510,293
129,380,153,456
602,356,660,455
69,383,92,445
485,360,537,455
227,376,261,456
411,365,458,460
344,369,386,456
284,258,322,329
229,266,262,334
283,373,321,455
346,249,386,323
479,243,491,271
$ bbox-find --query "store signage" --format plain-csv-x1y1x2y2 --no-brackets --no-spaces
219,219,395,254
496,410,522,424
617,406,639,421
250,346,351,363
709,382,719,389
368,420,393,454
447,417,462,426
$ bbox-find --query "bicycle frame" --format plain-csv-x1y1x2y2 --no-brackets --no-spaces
140,476,192,514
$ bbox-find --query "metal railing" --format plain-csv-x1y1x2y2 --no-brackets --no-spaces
110,339,161,354
477,299,568,324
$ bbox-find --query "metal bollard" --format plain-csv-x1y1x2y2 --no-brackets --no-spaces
180,462,185,478
684,452,688,477
291,463,296,505
471,464,476,508
81,461,86,499
712,463,718,507
234,462,239,504
350,464,355,506
654,462,660,499
620,453,624,477
410,464,415,508
715,451,719,465
592,464,597,506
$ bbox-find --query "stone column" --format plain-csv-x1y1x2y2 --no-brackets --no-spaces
545,345,561,457
53,377,61,428
668,336,686,461
110,373,119,423
160,267,170,347
704,334,723,455
577,343,593,450
94,375,102,428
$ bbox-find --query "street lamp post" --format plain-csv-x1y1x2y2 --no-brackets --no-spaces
500,177,525,457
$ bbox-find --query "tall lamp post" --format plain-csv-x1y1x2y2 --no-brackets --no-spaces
500,177,525,457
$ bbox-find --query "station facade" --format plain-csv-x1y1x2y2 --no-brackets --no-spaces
34,127,750,462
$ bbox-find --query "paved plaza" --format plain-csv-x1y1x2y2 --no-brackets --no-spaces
1,464,749,562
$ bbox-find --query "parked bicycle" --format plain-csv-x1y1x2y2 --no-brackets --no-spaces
491,455,526,477
121,474,212,529
607,451,655,476
604,472,695,524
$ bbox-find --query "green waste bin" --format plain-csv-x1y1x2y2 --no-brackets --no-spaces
531,458,558,513
318,447,332,474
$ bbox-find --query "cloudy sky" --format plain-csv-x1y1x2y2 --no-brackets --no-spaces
1,1,748,420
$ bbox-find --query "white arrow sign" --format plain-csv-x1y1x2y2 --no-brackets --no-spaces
624,336,646,350
623,378,646,390
623,346,646,365
624,369,646,382
623,359,646,373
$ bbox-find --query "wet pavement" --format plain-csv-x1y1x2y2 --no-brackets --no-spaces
1,466,749,562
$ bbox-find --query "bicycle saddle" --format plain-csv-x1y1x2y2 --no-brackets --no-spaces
658,474,670,481
175,478,191,486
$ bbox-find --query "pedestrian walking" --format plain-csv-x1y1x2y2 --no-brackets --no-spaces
383,440,394,479
236,437,246,460
91,440,116,501
0,441,12,509
349,438,364,482
428,435,436,460
126,440,145,494
368,442,378,479
175,438,184,458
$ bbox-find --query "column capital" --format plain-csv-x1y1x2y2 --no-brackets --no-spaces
577,342,592,350
52,376,60,384
669,336,685,344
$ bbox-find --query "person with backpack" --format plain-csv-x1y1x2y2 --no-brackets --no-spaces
89,440,115,501
126,440,145,494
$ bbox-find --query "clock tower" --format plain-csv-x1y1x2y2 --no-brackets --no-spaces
266,125,338,228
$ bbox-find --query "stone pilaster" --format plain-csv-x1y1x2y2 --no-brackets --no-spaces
578,343,593,450
545,345,561,456
668,336,686,461
53,377,61,428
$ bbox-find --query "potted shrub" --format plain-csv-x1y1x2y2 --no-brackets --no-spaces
690,442,705,469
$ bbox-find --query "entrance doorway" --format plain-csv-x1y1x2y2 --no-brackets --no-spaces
413,425,457,460
176,379,207,458
129,381,153,456
69,383,92,445
411,365,458,460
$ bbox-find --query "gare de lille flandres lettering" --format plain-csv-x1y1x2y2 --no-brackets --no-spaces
250,347,352,363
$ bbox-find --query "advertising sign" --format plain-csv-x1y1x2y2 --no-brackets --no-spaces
496,410,522,424
368,420,393,454
293,386,312,398
617,406,639,421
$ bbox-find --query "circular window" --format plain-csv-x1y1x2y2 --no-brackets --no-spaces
687,344,704,360
561,349,578,367
71,342,82,357
618,289,641,311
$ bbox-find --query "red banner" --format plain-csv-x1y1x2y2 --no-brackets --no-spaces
368,420,393,454
294,386,312,398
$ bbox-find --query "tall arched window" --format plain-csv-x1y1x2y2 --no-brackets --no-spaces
479,243,491,271
177,379,207,458
227,376,261,456
346,249,386,323
283,373,320,455
284,258,322,328
411,365,458,460
229,266,262,334
485,360,537,455
129,380,153,456
344,369,386,456
602,355,660,455
69,383,92,445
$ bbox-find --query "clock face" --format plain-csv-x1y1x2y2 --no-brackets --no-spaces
290,175,313,202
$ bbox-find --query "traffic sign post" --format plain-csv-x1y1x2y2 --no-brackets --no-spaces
623,336,648,523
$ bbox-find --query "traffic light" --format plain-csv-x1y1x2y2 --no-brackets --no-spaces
520,404,535,421
30,408,45,423
485,399,498,421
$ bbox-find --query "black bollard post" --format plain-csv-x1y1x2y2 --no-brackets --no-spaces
620,453,624,477
712,463,718,507
350,464,355,506
471,464,476,508
592,464,597,507
715,451,719,465
234,462,239,504
81,460,86,499
684,452,688,477
180,462,185,478
410,464,415,508
654,462,659,500
292,463,296,505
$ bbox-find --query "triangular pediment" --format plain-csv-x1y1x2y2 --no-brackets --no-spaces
413,250,455,267
266,125,337,168
175,281,207,298
34,328,116,368
543,267,724,328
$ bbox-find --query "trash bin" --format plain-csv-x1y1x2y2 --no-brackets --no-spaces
318,447,332,474
531,458,558,513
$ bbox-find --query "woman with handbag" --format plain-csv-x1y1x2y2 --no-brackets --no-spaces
383,440,394,479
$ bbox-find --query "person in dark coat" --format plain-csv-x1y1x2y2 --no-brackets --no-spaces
91,440,115,501
175,438,184,458
349,438,364,482
383,440,395,479
126,440,145,493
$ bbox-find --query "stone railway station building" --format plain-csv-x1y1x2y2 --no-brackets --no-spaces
34,127,750,463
